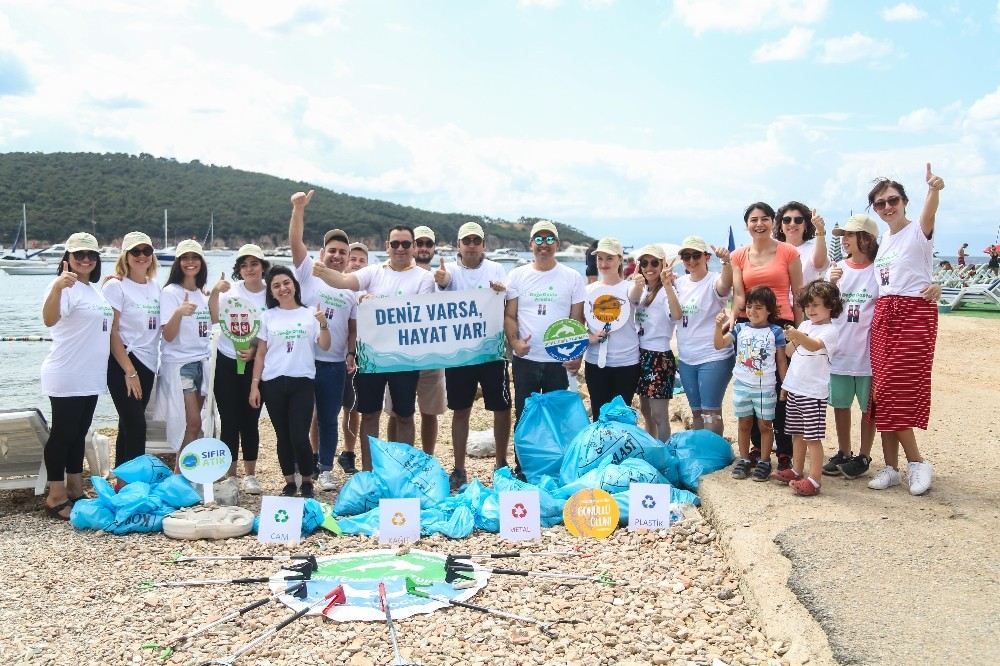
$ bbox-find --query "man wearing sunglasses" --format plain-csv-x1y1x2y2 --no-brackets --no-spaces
385,225,447,462
435,221,511,489
505,221,586,478
314,224,434,471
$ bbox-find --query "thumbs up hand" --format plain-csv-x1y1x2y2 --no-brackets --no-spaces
434,257,449,287
179,291,197,316
291,189,315,209
314,302,328,326
828,262,843,284
926,162,945,191
57,261,78,290
212,271,231,295
811,208,825,235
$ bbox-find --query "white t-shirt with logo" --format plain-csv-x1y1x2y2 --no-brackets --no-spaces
874,220,933,297
296,257,357,362
159,284,212,365
674,272,734,365
354,263,435,299
828,261,877,376
258,306,322,381
797,238,829,286
506,263,587,364
584,281,640,367
41,280,113,397
782,321,839,400
731,323,787,389
634,285,675,354
440,257,508,294
216,281,267,361
102,276,161,372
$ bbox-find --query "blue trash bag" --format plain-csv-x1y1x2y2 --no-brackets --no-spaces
70,498,115,530
91,476,117,504
369,438,449,508
421,505,475,539
450,479,499,532
334,471,389,516
109,481,160,518
151,475,202,508
112,454,172,485
493,467,565,528
513,390,590,484
559,396,679,485
552,458,666,499
669,430,735,490
251,499,328,537
108,507,167,535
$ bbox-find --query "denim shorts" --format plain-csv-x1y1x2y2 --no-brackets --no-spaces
179,361,204,394
676,355,735,411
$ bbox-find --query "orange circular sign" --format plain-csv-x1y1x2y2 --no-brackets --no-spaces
563,488,619,539
591,294,623,324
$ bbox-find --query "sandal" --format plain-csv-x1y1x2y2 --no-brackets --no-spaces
45,499,73,521
751,460,772,482
731,459,752,480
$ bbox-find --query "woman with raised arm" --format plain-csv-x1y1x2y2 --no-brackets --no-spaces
774,202,829,286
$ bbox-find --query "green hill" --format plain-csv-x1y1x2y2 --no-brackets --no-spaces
0,152,592,250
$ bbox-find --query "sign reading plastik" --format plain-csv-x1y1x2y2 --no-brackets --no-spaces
355,289,506,373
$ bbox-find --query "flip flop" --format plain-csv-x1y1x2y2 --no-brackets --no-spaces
45,499,73,521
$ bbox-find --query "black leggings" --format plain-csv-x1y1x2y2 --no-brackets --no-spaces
584,362,641,420
45,395,98,482
107,354,155,467
214,354,263,463
261,376,315,478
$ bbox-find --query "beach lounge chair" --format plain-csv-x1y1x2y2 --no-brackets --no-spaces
0,408,49,495
938,278,1000,312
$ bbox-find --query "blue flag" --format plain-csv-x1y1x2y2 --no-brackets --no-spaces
728,226,736,252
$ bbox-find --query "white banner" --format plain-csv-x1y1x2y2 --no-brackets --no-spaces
355,288,506,373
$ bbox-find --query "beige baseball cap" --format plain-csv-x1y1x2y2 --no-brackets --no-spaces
833,214,879,237
458,222,484,239
634,243,666,260
121,231,153,253
348,242,369,254
678,236,709,253
65,232,99,252
175,239,204,258
236,243,266,260
529,220,559,239
413,226,435,242
591,237,624,257
323,228,349,246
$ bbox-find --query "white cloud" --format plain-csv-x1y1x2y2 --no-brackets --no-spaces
897,108,941,131
881,3,927,22
819,32,894,64
214,0,344,35
517,0,563,8
753,27,813,62
672,0,827,35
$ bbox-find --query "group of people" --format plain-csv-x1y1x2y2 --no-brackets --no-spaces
39,162,946,518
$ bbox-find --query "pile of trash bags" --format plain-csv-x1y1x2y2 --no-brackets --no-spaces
70,455,202,535
334,392,734,538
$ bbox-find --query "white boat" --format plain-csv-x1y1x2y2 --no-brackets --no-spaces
99,246,120,263
155,209,175,262
202,212,230,256
2,263,54,276
486,248,525,263
1,204,54,271
554,244,589,261
38,243,67,258
436,243,457,259
264,246,295,266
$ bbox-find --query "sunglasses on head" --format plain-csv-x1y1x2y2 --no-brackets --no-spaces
639,258,660,269
679,251,703,261
128,246,154,257
71,250,99,261
461,236,483,245
532,236,557,246
389,240,413,249
414,239,435,248
872,195,902,211
781,216,805,225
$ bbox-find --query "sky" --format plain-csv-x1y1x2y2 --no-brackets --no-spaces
1,0,999,253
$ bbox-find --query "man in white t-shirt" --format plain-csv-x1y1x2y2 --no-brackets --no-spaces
314,225,434,471
386,225,447,459
288,190,358,490
505,220,586,479
435,221,511,489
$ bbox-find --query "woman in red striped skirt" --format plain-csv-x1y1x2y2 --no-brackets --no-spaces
867,162,945,496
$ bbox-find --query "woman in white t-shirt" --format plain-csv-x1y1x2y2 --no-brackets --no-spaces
774,201,830,286
213,245,270,495
628,244,681,441
584,238,640,419
673,236,735,437
103,231,160,468
40,233,112,520
249,266,331,498
153,240,216,455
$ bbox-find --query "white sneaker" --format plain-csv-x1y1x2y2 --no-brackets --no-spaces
868,466,901,490
907,461,933,496
241,475,262,495
318,470,336,491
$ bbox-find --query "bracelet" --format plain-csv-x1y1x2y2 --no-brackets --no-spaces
127,371,138,379
319,323,328,330
347,351,356,357
251,378,261,383
816,233,826,237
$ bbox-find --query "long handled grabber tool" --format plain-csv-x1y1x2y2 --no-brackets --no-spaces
379,581,422,666
445,561,615,586
404,578,580,638
194,584,346,666
162,553,318,572
447,549,585,562
140,581,308,661
139,568,310,591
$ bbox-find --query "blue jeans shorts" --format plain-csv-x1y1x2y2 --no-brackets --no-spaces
676,356,735,411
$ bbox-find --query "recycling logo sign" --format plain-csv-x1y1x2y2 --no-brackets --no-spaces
641,495,656,509
542,318,589,362
510,503,528,519
274,509,289,524
391,512,407,526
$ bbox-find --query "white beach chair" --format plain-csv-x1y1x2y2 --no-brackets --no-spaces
0,408,49,496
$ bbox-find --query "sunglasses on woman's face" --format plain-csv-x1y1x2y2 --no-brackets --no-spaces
71,250,99,261
872,195,902,211
414,240,435,248
461,236,483,246
679,251,703,261
781,216,805,225
388,240,413,249
128,246,154,257
639,258,660,269
532,236,556,246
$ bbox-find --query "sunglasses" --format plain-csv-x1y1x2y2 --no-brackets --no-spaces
71,250,99,261
873,195,902,211
781,216,805,225
532,236,557,246
128,246,154,257
639,258,660,269
679,251,703,261
461,237,483,246
388,240,413,249
414,240,435,248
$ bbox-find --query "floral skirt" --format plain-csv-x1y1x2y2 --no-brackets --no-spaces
637,349,676,399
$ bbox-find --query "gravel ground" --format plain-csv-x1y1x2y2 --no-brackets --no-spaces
1,406,788,666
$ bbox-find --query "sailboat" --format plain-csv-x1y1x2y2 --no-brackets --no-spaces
202,212,229,256
155,209,175,262
1,204,55,275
